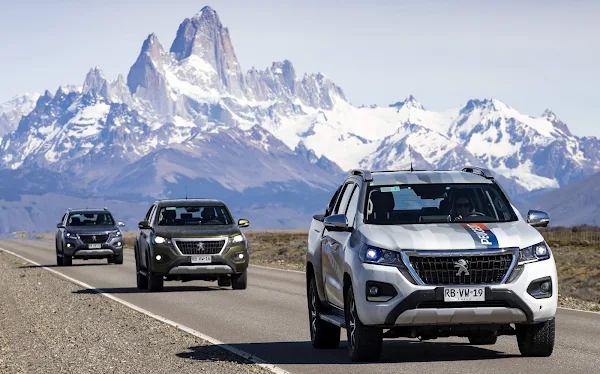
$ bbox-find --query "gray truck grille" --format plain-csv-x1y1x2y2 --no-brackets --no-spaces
175,240,225,255
408,254,513,285
79,234,109,244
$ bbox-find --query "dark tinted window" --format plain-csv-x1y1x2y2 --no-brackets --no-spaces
156,206,233,226
68,212,115,226
365,183,517,225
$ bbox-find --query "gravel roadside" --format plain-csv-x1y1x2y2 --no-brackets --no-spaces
0,251,271,374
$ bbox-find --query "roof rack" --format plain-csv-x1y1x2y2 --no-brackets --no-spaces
462,166,494,179
348,169,373,181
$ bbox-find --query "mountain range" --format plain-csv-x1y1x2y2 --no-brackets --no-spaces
0,5,598,233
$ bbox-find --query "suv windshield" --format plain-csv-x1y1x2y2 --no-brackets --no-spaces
156,206,233,226
365,183,517,224
68,212,115,226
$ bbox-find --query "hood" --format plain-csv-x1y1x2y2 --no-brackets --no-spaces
66,225,117,234
153,224,240,238
358,221,544,251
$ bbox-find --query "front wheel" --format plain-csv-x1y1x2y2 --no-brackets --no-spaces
231,271,247,290
345,285,383,362
308,276,340,349
516,318,555,357
146,253,163,292
109,252,124,265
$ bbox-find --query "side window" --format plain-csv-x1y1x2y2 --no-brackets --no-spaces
334,183,355,215
144,205,154,222
345,186,360,225
148,205,158,224
326,185,343,216
61,213,67,224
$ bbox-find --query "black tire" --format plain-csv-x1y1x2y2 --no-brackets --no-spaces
63,255,72,266
468,335,498,345
112,252,124,265
135,251,148,290
146,253,163,292
218,276,232,287
345,285,383,362
308,276,341,349
231,271,247,290
56,254,64,266
516,318,555,357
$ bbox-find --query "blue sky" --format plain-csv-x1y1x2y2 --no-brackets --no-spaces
0,0,598,136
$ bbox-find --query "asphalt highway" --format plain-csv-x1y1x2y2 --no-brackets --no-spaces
1,239,599,374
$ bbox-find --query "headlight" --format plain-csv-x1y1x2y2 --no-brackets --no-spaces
153,236,171,245
65,232,78,239
519,241,550,264
231,234,245,243
111,230,122,237
359,246,404,267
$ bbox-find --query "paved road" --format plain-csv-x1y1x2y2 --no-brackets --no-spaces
1,239,599,374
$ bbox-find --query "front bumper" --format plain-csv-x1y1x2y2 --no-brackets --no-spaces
350,253,558,327
150,240,249,276
64,236,124,258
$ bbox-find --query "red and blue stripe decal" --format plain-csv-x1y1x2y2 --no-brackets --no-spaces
461,223,499,248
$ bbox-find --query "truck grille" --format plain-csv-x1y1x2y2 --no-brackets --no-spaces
175,240,225,255
79,234,109,244
408,254,514,285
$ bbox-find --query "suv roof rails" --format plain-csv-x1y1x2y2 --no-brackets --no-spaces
348,169,373,181
371,169,428,173
462,166,494,179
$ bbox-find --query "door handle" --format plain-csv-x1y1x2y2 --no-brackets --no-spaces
331,243,340,251
321,238,328,245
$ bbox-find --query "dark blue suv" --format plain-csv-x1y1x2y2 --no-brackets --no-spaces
55,208,126,266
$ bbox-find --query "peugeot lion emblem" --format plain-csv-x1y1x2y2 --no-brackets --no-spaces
454,259,469,276
197,242,204,253
92,235,97,242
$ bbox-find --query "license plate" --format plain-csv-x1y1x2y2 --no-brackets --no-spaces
88,244,102,249
444,287,485,302
191,255,211,264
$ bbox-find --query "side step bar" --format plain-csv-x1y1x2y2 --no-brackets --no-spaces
319,305,347,328
319,313,346,328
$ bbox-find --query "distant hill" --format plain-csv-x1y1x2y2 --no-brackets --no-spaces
532,171,600,227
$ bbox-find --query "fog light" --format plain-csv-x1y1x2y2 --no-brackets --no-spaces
66,243,72,248
117,242,122,247
369,286,379,296
155,254,162,261
366,281,398,302
540,281,550,293
234,253,245,260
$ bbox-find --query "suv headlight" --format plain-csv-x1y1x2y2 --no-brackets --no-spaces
231,234,245,243
153,236,171,245
519,241,550,264
359,246,404,267
65,232,78,239
110,230,122,238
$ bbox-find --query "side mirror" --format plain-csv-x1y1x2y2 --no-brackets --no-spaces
138,220,151,230
118,221,125,227
324,214,352,232
57,223,65,229
527,210,550,228
238,219,250,228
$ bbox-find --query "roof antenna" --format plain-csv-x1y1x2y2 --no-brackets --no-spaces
409,144,414,172
185,186,187,200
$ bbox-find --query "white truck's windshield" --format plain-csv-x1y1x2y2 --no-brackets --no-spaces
364,183,517,224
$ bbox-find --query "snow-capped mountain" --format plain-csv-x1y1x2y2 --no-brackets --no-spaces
0,93,40,138
0,5,599,232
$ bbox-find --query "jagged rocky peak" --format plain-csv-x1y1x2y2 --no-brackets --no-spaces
169,6,245,96
542,109,572,136
82,66,108,95
389,95,424,110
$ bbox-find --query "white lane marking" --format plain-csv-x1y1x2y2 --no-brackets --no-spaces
557,306,600,315
0,247,291,374
250,264,304,274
